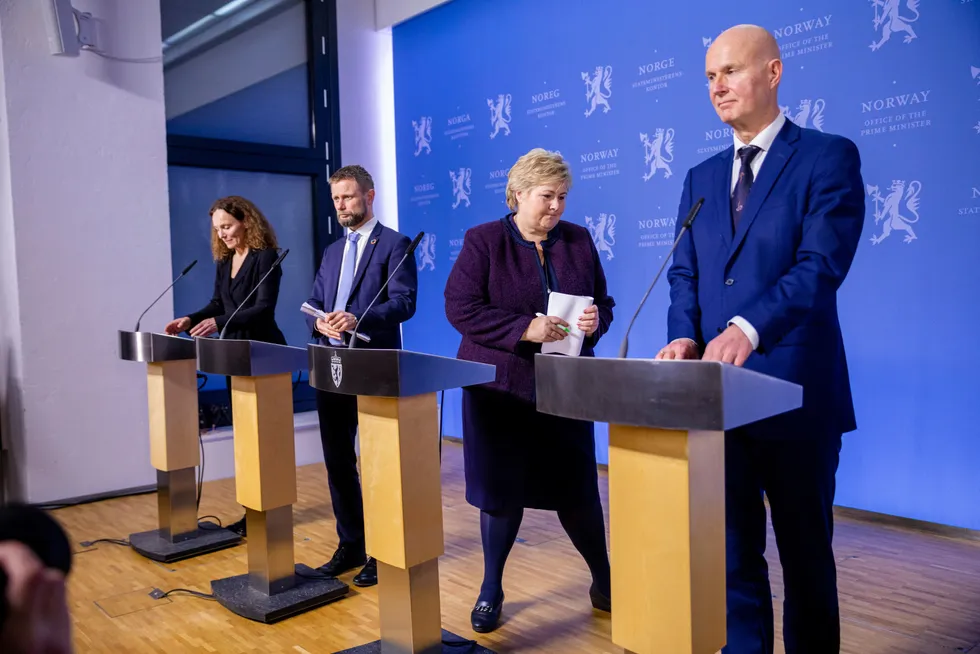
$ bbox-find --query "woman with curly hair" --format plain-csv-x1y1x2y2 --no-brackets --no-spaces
165,196,287,344
165,196,287,538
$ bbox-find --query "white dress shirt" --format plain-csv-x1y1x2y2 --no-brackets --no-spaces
670,113,786,353
729,113,786,194
336,216,379,301
726,112,786,351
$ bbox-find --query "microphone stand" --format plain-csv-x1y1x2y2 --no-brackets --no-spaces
135,260,198,332
618,198,704,358
346,232,424,348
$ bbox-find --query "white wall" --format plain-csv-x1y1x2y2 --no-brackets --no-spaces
375,0,452,30
336,0,399,230
0,0,446,503
0,0,172,503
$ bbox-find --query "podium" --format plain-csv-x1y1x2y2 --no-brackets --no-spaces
309,346,498,654
118,331,242,562
534,356,803,654
196,337,349,623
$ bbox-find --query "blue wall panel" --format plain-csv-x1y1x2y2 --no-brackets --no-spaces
393,0,980,529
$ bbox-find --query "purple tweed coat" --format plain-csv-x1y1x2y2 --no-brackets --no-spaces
444,214,615,403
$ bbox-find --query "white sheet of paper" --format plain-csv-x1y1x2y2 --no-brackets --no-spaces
300,302,371,342
541,292,594,357
300,302,328,320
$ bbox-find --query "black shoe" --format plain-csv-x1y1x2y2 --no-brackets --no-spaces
318,544,367,577
589,582,611,612
352,557,378,587
226,515,247,537
471,590,504,633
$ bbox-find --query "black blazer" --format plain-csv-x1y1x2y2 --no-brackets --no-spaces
187,247,287,344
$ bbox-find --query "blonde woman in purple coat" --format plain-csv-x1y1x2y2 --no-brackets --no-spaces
444,148,615,632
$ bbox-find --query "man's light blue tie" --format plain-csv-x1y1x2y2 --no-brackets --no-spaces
329,231,361,345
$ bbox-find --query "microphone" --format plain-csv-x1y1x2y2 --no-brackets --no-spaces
217,249,289,340
347,231,424,348
617,198,704,358
135,260,197,332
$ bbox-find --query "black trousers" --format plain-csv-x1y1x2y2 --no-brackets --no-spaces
315,390,365,549
723,429,843,654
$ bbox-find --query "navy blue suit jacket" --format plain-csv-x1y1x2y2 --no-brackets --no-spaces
306,221,418,350
666,119,864,438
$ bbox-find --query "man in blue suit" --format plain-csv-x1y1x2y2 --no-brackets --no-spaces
658,25,864,654
306,164,418,587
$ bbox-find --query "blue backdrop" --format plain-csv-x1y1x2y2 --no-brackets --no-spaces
392,0,980,530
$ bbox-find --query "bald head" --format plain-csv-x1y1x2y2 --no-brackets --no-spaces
710,25,780,64
705,24,783,141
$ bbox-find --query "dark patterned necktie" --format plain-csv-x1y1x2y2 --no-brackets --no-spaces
731,145,761,231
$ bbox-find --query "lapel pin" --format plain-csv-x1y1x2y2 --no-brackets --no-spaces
370,238,377,245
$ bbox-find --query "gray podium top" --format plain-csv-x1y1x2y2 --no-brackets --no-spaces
534,355,802,432
308,346,495,398
196,338,308,377
119,330,197,363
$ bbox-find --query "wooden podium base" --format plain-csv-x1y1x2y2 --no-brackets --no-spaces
334,630,495,654
208,375,350,623
130,465,242,563
137,362,242,562
608,425,726,654
211,563,349,624
335,395,499,654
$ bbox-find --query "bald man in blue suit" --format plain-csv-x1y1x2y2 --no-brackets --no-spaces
658,25,864,654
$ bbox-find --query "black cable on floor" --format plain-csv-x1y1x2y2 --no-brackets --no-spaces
198,515,223,530
78,537,129,548
29,487,156,511
149,587,215,601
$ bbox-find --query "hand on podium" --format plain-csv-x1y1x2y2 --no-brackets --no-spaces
164,317,191,335
703,324,753,367
656,338,700,361
188,318,218,338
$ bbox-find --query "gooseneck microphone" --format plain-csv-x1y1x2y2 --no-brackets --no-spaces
617,198,704,358
135,260,197,332
217,249,289,340
347,231,424,348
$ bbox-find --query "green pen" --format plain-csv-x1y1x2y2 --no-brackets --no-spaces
535,313,570,333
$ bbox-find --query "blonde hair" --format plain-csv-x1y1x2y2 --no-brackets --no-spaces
505,148,572,210
208,196,279,261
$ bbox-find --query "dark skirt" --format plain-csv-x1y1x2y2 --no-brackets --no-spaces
462,386,600,512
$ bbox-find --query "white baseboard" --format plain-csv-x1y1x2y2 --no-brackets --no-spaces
198,410,326,482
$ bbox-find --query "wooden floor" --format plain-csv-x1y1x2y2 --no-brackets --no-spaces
52,440,980,653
